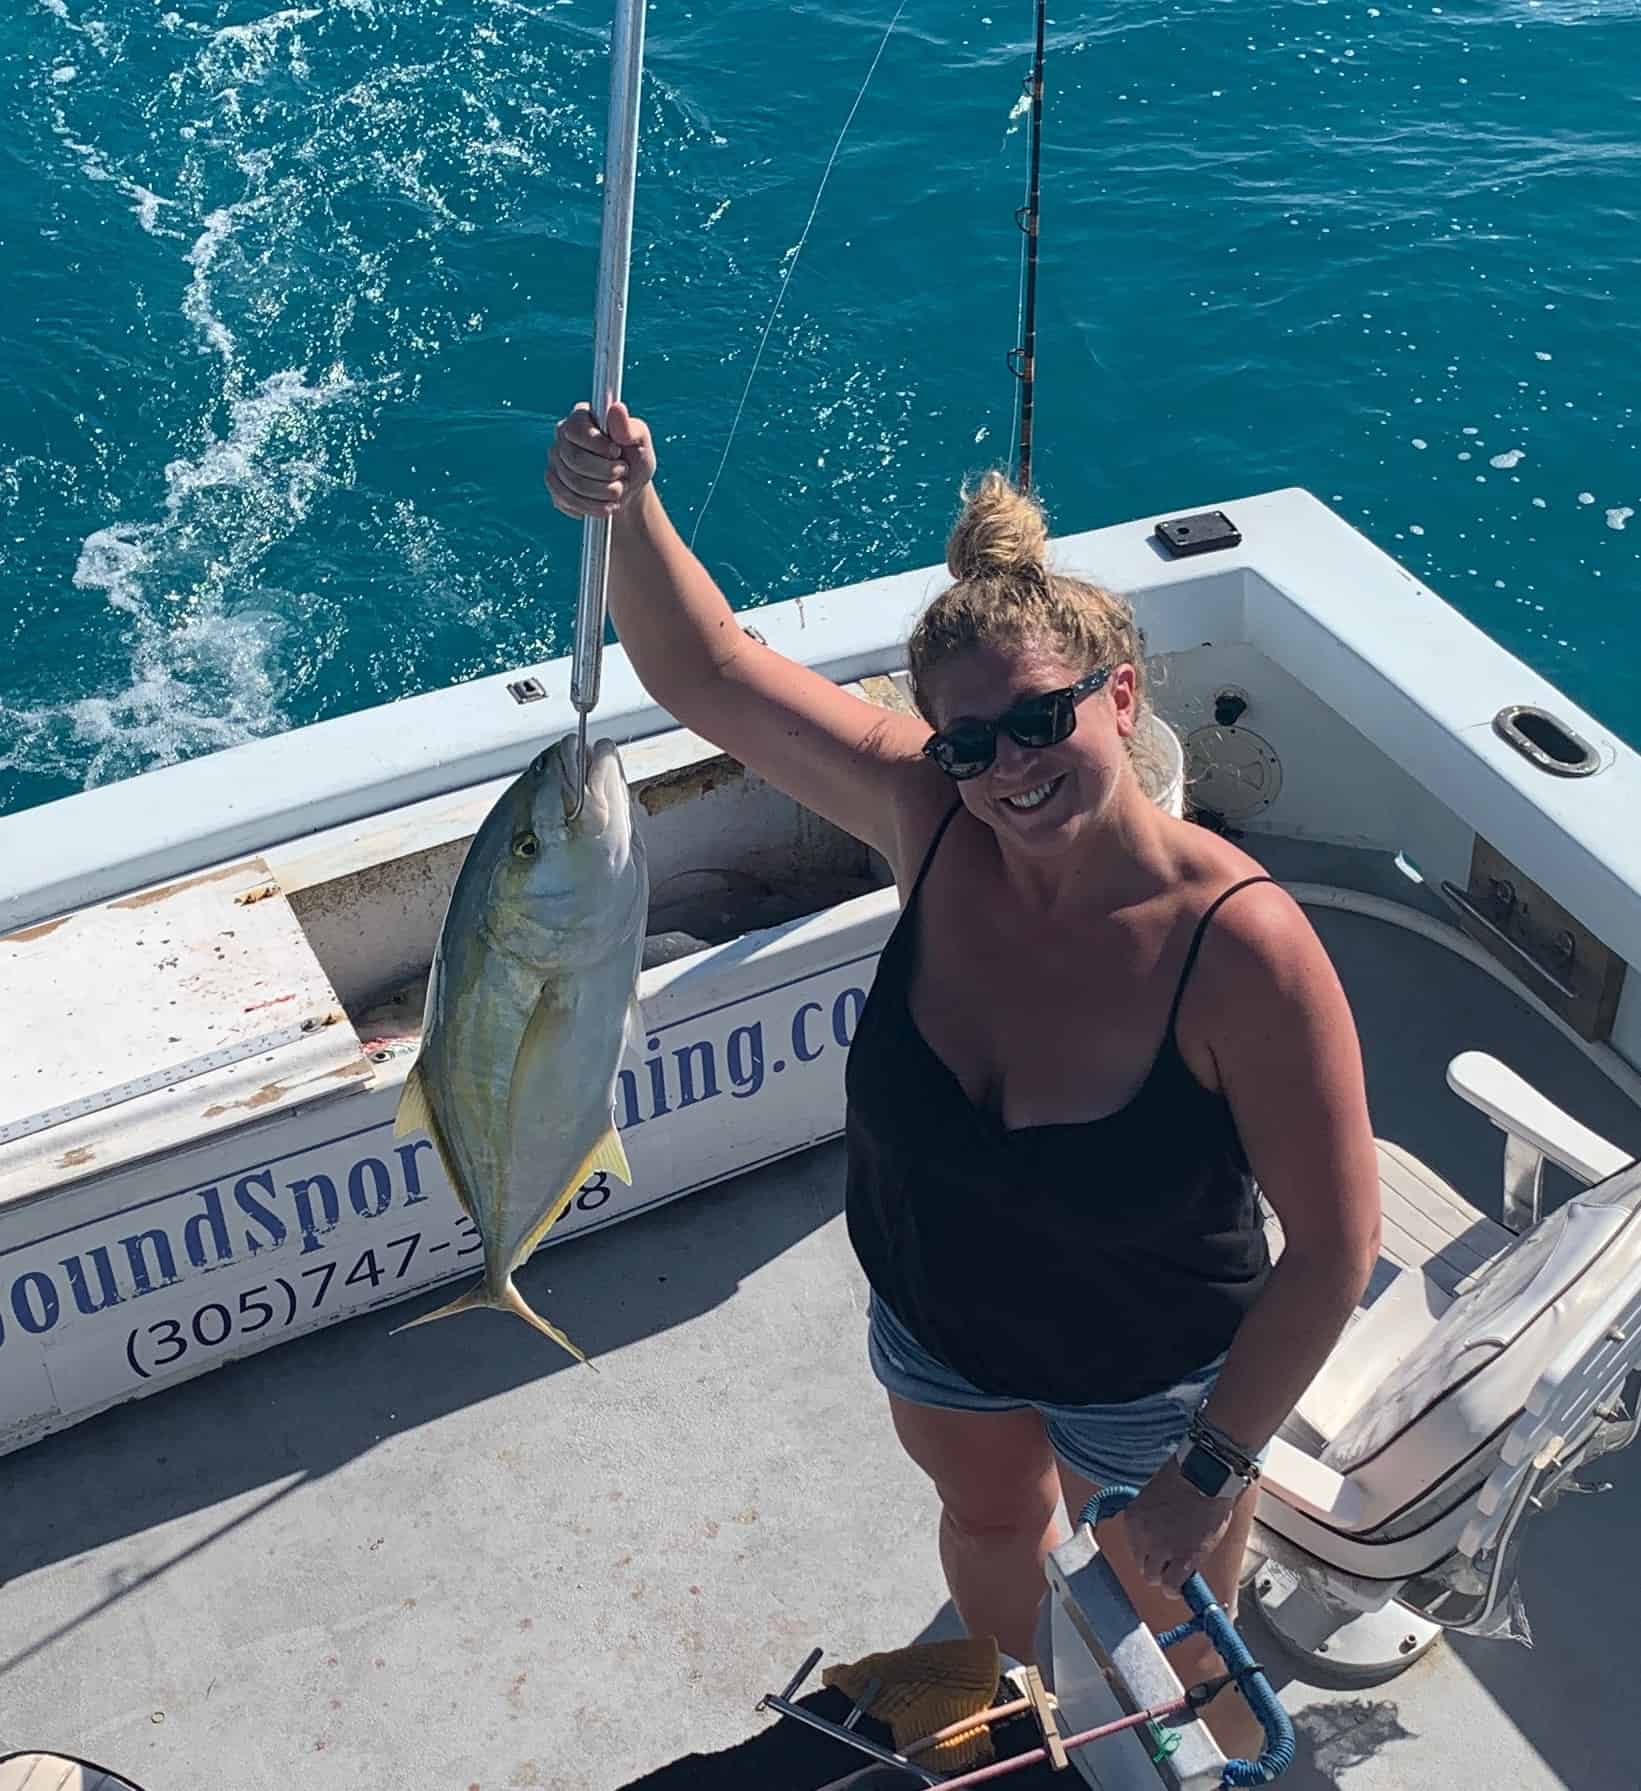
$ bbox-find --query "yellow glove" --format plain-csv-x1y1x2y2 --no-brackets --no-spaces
822,1636,1001,1770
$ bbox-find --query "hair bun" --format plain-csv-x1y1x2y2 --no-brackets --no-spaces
945,469,1050,582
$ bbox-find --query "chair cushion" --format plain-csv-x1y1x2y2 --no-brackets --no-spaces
1270,1142,1514,1444
1321,1168,1641,1526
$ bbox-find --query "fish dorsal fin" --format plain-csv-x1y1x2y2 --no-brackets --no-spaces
513,1121,633,1268
395,1059,476,1221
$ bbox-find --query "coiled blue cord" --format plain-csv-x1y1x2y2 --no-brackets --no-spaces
1077,1485,1296,1786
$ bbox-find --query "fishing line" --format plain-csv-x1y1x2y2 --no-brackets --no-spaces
688,0,909,552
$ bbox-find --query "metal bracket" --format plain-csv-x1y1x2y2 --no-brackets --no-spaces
1500,1131,1546,1234
756,1651,941,1787
1437,835,1626,1042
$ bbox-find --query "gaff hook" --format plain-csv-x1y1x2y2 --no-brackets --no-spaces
566,714,590,823
566,0,646,827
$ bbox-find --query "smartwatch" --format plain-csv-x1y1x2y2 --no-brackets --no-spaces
1174,1434,1250,1500
1173,1407,1266,1500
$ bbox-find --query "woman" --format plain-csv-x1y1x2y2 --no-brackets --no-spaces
546,401,1381,1759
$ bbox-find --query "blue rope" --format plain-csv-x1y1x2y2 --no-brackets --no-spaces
1077,1486,1297,1787
1155,1616,1203,1652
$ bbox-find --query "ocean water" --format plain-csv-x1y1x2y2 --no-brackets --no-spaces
2,0,1637,817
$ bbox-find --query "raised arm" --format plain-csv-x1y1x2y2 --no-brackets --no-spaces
546,402,936,866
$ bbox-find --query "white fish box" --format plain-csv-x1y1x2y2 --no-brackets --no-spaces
0,874,899,1455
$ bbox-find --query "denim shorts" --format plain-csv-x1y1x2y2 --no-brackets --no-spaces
867,1291,1226,1488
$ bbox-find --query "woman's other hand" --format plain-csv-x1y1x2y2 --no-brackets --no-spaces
1120,1458,1238,1588
545,399,656,519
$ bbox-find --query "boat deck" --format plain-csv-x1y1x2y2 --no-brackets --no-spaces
5,867,1641,1791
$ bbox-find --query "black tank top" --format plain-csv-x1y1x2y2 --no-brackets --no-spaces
844,803,1273,1407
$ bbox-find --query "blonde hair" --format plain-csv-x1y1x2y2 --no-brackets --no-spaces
908,471,1171,797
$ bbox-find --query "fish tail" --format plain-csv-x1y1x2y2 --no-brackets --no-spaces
389,1276,493,1335
499,1277,598,1371
389,1276,594,1368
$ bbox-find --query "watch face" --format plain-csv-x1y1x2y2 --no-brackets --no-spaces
1180,1443,1234,1498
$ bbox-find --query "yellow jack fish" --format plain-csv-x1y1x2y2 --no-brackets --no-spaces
394,733,648,1364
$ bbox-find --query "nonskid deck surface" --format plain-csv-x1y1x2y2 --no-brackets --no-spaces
3,904,1638,1791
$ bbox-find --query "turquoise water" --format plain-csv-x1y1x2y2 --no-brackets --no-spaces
3,0,1637,817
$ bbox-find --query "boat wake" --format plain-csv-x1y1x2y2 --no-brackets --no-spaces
5,0,601,809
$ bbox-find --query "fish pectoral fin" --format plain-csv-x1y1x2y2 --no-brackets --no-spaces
504,980,574,1140
394,1060,477,1221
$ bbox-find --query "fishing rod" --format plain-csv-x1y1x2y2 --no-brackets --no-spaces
1010,0,1047,493
568,0,648,820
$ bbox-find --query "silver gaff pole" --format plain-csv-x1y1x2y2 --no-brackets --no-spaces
568,0,648,819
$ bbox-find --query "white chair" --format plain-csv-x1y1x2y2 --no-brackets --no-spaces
0,1758,145,1790
1029,1055,1640,1782
1245,1050,1641,1681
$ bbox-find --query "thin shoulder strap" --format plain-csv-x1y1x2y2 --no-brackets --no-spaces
1166,875,1276,1037
906,800,963,905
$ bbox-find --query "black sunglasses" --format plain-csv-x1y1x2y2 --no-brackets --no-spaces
921,665,1113,780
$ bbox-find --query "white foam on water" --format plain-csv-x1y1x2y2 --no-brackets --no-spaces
52,64,77,83
129,186,171,234
48,100,114,184
182,205,260,365
1490,449,1525,468
1607,508,1633,531
1412,438,1428,449
1536,351,1553,361
197,8,322,89
15,367,359,791
1409,524,1426,536
46,93,182,239
1578,491,1596,505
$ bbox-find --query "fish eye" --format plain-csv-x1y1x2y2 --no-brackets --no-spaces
512,832,540,860
530,748,553,778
